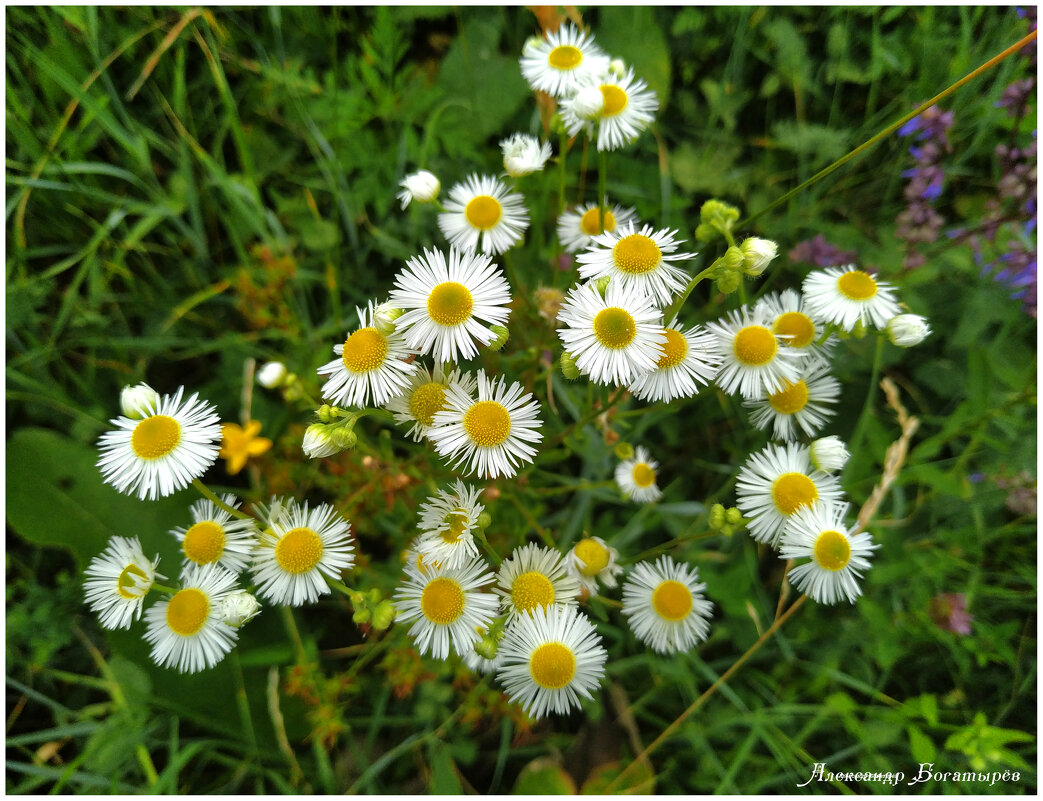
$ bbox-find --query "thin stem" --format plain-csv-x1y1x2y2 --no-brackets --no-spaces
473,527,502,566
150,582,179,595
548,385,628,447
192,479,252,520
598,148,608,234
738,29,1038,230
849,335,885,455
527,479,616,497
662,265,717,323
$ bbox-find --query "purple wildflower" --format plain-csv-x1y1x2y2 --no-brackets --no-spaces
928,593,973,636
788,234,857,268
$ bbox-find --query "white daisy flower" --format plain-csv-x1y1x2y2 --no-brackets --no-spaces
615,445,663,503
97,387,223,501
886,313,931,347
556,280,667,387
170,494,258,575
628,318,720,403
83,536,162,630
564,536,623,596
753,289,836,362
393,556,499,660
317,300,419,409
501,133,552,177
438,174,529,255
802,265,901,331
414,480,485,571
519,23,609,98
735,442,845,548
556,201,637,254
621,556,713,655
780,501,878,605
385,363,479,442
119,383,160,419
809,436,850,473
743,358,841,441
496,604,607,719
575,221,693,307
251,501,355,607
389,246,513,363
561,68,659,151
427,369,543,479
705,306,806,400
397,169,440,209
494,542,581,621
143,563,239,673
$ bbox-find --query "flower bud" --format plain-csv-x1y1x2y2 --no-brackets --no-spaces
560,352,581,380
487,325,510,351
709,503,726,530
397,170,440,209
571,84,605,120
809,436,850,473
725,506,744,525
371,600,396,631
739,237,778,276
120,383,160,419
302,424,340,459
330,426,357,450
477,511,492,529
373,302,404,335
256,361,288,389
474,635,499,660
716,271,741,294
317,404,334,424
614,442,635,460
501,133,552,177
723,246,746,271
695,223,718,243
608,58,626,78
592,275,611,297
886,314,931,347
352,607,372,625
218,591,261,628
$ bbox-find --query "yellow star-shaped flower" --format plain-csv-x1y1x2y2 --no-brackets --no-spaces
219,420,272,475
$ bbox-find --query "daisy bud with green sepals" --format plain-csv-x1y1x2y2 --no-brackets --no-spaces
699,199,740,235
614,441,635,460
695,223,718,243
302,423,340,459
256,361,288,389
591,275,612,297
120,383,160,419
367,588,382,604
397,170,440,209
487,325,510,351
725,507,744,526
330,426,357,450
709,503,726,530
218,591,261,628
740,237,778,276
809,435,850,473
477,511,492,529
373,301,405,335
723,246,746,272
353,607,372,625
372,600,396,631
475,633,499,660
560,352,581,380
317,404,334,424
716,270,741,295
608,58,626,78
501,133,552,178
886,313,931,347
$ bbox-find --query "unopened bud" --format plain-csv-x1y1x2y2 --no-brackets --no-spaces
695,223,717,243
560,352,581,380
739,237,778,276
614,442,635,460
120,383,160,419
887,314,931,346
330,427,357,450
218,591,261,628
318,404,334,423
716,271,741,294
474,636,499,660
372,600,396,630
256,361,288,389
809,436,850,473
397,170,440,209
374,302,404,335
477,511,492,529
302,424,340,459
487,325,510,351
709,503,726,530
592,275,611,297
352,607,372,625
723,246,745,271
367,588,382,604
608,58,626,78
725,506,744,525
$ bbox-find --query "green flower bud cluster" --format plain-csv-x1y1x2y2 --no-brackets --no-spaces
709,503,746,537
303,405,362,459
348,587,396,631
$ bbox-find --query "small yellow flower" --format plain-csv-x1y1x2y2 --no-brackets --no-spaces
219,421,272,474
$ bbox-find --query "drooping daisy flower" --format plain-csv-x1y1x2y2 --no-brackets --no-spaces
753,289,836,362
393,556,499,660
397,169,440,209
84,536,162,630
621,556,713,655
615,445,663,503
779,501,878,604
519,23,610,99
628,318,720,402
496,604,607,719
802,265,901,331
494,542,581,621
735,443,844,548
556,280,667,387
576,221,693,307
386,363,478,442
170,494,258,575
564,536,623,596
438,174,530,255
461,627,505,675
317,300,419,409
97,387,223,501
743,358,841,441
705,306,806,400
414,480,485,570
500,133,553,177
251,501,355,607
143,563,239,673
427,369,543,479
390,246,513,363
561,68,659,151
809,435,850,473
557,200,637,254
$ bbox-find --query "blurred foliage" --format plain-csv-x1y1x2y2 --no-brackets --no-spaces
6,5,1036,794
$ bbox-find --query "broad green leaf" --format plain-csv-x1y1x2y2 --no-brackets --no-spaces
512,758,577,794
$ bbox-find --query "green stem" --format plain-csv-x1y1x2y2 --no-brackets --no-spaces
662,265,717,323
150,582,179,595
557,131,568,218
326,576,359,601
549,385,628,446
191,479,252,520
738,29,1038,230
473,527,502,566
528,479,616,497
597,148,608,234
849,335,885,455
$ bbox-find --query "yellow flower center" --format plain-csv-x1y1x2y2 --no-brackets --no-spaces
773,311,816,348
166,588,210,636
409,382,448,426
441,508,470,544
600,84,629,116
631,463,656,488
592,307,637,349
733,325,778,366
341,327,388,373
580,207,617,236
657,328,688,368
547,44,583,70
612,233,661,274
529,642,576,689
573,539,609,576
814,529,852,571
771,473,819,515
837,270,879,300
117,564,148,599
275,527,324,575
420,577,465,625
182,521,227,565
427,281,474,327
130,415,181,459
651,580,692,621
462,401,511,447
768,380,809,415
464,195,502,231
511,570,555,612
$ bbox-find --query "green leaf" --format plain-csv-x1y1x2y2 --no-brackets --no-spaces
428,741,463,794
512,758,577,794
298,218,341,252
581,759,655,794
907,725,937,764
